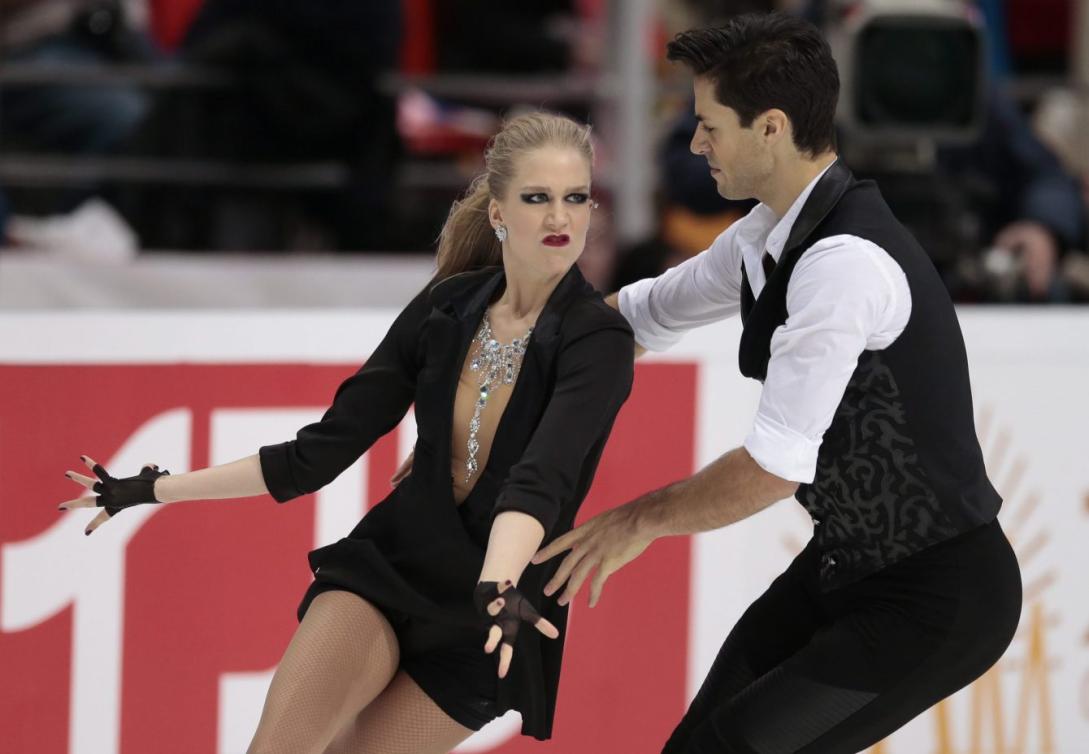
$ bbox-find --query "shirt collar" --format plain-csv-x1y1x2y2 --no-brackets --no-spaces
759,158,838,263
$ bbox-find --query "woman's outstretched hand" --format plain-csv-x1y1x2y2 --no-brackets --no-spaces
474,581,559,678
59,455,169,535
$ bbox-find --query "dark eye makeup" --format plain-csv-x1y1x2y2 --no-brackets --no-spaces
520,192,591,204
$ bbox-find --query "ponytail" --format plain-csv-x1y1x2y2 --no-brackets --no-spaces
435,174,502,280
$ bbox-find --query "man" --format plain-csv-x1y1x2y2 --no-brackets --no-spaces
533,13,1022,754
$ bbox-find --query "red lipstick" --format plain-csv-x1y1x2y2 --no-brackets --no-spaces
542,234,570,247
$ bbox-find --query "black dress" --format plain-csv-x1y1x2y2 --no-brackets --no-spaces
258,264,634,739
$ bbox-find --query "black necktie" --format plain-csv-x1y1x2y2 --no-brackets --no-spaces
762,251,776,279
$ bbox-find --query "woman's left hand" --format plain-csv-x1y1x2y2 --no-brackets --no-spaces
474,581,559,678
60,456,169,535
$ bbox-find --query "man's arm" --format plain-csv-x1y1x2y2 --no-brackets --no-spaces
631,446,797,538
533,446,796,607
608,225,744,353
537,236,907,607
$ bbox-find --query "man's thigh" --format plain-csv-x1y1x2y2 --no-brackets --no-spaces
681,594,963,754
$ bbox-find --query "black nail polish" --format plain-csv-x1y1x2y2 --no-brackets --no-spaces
84,529,91,536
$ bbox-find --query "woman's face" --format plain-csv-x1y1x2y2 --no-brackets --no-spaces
490,145,594,280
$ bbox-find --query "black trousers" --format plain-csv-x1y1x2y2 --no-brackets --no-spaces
663,520,1021,754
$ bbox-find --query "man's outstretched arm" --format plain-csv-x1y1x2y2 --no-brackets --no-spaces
532,446,797,607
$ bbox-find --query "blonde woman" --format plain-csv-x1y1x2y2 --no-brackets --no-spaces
60,113,634,754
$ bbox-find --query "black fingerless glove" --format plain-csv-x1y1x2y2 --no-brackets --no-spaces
474,581,543,647
92,463,169,517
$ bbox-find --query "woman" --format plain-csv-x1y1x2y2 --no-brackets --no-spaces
59,112,635,754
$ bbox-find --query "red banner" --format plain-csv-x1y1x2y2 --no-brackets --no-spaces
1,362,696,753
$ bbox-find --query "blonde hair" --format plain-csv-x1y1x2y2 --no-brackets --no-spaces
435,112,594,280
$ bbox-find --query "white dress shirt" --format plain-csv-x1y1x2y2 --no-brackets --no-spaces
619,161,912,483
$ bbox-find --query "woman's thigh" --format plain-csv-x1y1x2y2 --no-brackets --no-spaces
248,590,401,754
324,671,475,754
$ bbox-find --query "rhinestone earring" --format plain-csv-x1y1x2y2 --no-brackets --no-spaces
494,225,507,243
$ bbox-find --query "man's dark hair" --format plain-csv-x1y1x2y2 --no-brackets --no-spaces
666,13,839,156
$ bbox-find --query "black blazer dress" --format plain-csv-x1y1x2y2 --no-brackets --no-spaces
258,264,635,739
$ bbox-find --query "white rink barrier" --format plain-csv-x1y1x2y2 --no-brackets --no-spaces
1,308,1086,754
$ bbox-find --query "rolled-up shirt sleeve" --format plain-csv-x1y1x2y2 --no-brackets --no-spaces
743,236,909,483
618,224,744,351
493,322,635,536
259,285,431,502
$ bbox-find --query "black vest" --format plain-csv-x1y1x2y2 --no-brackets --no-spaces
740,161,1001,590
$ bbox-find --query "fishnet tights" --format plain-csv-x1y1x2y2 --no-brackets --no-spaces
247,591,401,754
324,671,475,754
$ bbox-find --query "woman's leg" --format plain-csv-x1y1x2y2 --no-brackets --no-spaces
247,590,401,754
324,671,476,754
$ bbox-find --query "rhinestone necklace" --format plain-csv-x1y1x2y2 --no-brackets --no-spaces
465,310,533,482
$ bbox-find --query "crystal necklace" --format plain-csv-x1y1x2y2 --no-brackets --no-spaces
465,310,533,482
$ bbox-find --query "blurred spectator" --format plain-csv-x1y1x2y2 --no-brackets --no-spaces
612,107,754,290
1032,88,1089,300
1003,0,1074,75
4,197,138,261
938,85,1087,302
661,109,755,219
0,0,157,159
791,0,1086,301
975,0,1013,78
612,0,771,289
0,188,9,242
639,0,1087,303
432,1,577,73
0,1,158,253
123,0,402,250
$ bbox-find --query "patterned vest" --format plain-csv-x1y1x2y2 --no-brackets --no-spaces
739,162,1001,590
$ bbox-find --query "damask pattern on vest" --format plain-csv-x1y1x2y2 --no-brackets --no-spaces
798,352,960,587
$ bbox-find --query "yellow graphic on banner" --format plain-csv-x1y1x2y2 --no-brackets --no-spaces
864,410,1059,754
864,602,1055,754
925,603,1053,754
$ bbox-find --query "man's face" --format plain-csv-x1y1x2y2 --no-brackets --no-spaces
689,76,771,201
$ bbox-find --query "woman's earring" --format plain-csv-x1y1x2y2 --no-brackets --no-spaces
591,200,600,209
494,225,508,243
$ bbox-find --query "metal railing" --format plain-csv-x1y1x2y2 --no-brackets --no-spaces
0,0,658,242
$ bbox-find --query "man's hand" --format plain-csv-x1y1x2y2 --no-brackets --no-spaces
531,502,653,608
533,448,794,609
994,220,1060,298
